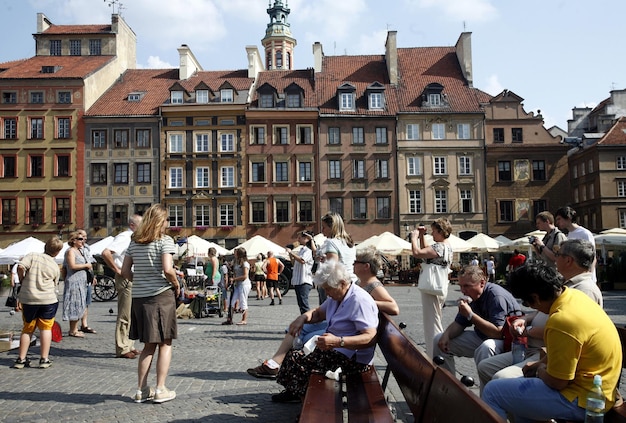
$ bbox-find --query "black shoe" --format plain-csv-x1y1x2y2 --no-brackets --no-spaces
271,390,301,403
247,362,278,379
279,299,282,305
270,300,275,306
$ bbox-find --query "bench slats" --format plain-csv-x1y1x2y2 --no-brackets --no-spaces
346,367,394,423
377,312,436,421
299,374,342,423
422,367,505,423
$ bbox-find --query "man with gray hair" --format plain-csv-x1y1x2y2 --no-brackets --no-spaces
555,238,602,306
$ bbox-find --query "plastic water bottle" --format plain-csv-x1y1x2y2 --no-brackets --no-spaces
292,336,304,350
511,338,526,364
584,374,605,423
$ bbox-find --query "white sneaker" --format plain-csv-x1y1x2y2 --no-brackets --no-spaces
153,387,176,404
134,386,155,403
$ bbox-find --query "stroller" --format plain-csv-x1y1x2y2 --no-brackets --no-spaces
183,268,223,318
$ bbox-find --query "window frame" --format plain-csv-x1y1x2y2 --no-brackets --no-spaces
169,167,183,189
91,163,107,185
195,166,211,188
168,133,184,153
113,129,129,149
498,200,514,222
329,160,342,179
29,117,44,139
434,190,447,213
532,160,546,181
195,133,210,153
170,91,184,104
352,197,367,220
92,130,107,149
2,117,17,139
220,132,235,152
408,190,422,214
433,156,447,175
113,163,129,185
375,159,389,179
220,166,235,187
352,127,364,145
375,127,388,145
275,161,289,182
55,154,71,177
136,163,151,184
432,123,445,140
460,189,473,213
457,123,470,140
512,128,523,142
28,154,44,177
498,160,512,181
220,89,234,103
353,159,366,179
406,123,419,140
340,92,355,111
196,90,209,104
376,197,391,219
458,156,472,176
369,92,383,110
135,129,151,148
328,127,340,145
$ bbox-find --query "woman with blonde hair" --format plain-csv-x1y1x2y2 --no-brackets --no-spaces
121,204,179,404
62,231,93,337
410,217,453,357
317,212,356,303
253,253,267,300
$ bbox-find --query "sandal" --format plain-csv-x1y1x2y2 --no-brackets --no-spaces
236,321,247,325
80,326,97,334
68,331,85,338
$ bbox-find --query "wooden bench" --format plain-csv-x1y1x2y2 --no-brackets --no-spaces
300,312,505,422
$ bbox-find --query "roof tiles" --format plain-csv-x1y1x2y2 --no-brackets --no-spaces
0,55,113,79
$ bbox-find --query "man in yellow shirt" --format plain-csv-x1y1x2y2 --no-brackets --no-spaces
482,263,621,422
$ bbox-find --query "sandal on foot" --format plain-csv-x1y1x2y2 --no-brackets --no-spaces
80,326,97,334
68,331,85,338
236,321,247,325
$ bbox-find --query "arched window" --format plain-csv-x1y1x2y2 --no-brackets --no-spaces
285,52,291,70
276,51,283,69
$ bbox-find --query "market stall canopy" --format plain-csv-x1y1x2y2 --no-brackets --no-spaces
230,235,288,260
423,234,473,252
600,228,626,235
88,236,114,256
180,235,230,258
466,233,505,252
0,237,45,265
595,233,626,248
357,232,412,255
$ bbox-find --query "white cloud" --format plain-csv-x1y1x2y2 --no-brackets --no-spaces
405,0,498,22
137,56,175,69
354,30,388,55
483,74,504,96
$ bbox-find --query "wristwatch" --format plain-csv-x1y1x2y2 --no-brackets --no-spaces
340,337,345,347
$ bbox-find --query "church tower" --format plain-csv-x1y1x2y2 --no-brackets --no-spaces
262,0,296,70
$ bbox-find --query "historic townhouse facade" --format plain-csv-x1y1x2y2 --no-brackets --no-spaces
395,32,490,240
0,13,135,246
83,69,173,237
160,47,256,249
245,70,318,246
314,39,399,243
484,90,569,239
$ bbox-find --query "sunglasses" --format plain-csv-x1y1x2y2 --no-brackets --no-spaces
76,237,85,241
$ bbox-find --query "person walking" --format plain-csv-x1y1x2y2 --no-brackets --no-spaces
410,218,453,357
486,255,496,283
12,236,64,369
101,214,142,359
231,247,251,324
263,251,284,305
62,231,93,338
252,253,267,300
77,229,97,335
286,231,315,314
121,204,179,404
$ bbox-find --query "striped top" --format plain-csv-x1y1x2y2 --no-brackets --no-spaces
18,252,60,305
127,235,177,298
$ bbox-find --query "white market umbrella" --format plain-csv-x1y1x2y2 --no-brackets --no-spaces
494,235,512,246
181,235,229,258
357,232,412,255
525,230,546,238
424,234,473,252
55,242,70,264
230,235,288,260
88,236,114,256
594,233,626,248
600,228,626,235
0,237,45,264
466,233,504,252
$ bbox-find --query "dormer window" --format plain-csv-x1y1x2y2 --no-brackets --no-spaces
128,92,144,102
260,94,274,108
369,93,383,109
421,83,448,108
285,83,304,108
196,90,209,104
171,91,183,104
286,93,301,108
49,40,61,56
337,83,357,111
221,89,233,103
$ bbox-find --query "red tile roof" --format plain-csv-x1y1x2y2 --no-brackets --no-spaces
0,55,113,79
85,68,255,116
250,69,317,108
396,47,490,112
176,70,254,94
598,117,626,146
85,69,179,116
317,54,399,115
41,24,112,35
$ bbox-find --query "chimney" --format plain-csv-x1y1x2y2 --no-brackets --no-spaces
177,44,203,80
312,42,324,73
455,32,473,87
385,31,398,86
246,46,265,78
37,13,52,33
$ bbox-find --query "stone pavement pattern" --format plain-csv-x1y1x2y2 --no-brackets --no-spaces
1,284,626,422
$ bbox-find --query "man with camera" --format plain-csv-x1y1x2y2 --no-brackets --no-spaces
530,211,566,268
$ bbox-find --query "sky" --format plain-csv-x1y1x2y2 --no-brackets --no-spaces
0,0,624,130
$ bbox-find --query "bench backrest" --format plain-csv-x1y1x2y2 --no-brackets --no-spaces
421,367,506,423
377,312,436,421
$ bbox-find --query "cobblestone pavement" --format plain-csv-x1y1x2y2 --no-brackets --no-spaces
1,284,625,422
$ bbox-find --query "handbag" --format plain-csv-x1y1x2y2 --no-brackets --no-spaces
85,269,94,283
51,321,63,342
501,313,526,352
5,285,19,308
417,262,451,297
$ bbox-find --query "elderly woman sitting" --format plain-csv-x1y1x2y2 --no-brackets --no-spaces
273,260,379,403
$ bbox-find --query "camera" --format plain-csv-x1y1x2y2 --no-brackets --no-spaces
407,232,412,242
528,236,537,245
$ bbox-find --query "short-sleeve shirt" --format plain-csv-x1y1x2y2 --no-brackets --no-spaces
18,252,60,305
566,226,596,246
291,246,313,286
127,235,176,298
321,238,357,283
508,253,526,269
455,282,521,339
106,229,133,269
541,228,567,267
546,287,621,410
320,282,378,364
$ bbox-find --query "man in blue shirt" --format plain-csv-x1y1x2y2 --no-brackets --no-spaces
433,265,521,376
